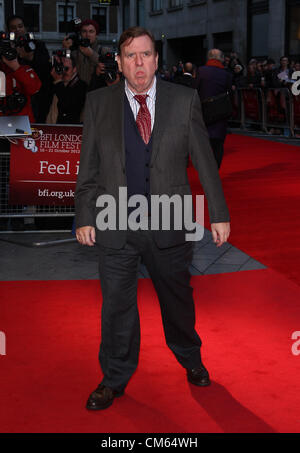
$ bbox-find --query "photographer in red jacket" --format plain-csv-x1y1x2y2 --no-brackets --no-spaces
0,54,41,122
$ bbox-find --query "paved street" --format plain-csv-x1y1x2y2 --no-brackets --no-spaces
0,229,265,281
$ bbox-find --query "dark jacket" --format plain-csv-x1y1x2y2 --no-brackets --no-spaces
196,65,233,140
271,67,294,88
175,73,195,89
53,74,87,124
75,78,230,249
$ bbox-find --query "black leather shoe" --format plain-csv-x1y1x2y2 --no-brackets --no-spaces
186,364,211,387
86,384,124,410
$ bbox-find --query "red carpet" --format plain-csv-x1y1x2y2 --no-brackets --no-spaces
1,271,300,433
189,134,300,286
1,134,300,433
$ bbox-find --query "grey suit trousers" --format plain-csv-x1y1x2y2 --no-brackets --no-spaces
98,224,202,392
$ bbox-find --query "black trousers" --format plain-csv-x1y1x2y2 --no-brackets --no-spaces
97,226,202,392
209,138,225,169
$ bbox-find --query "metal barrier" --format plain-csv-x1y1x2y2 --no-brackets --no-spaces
0,136,75,236
293,93,300,133
240,88,267,132
265,88,294,136
230,89,242,126
230,87,297,136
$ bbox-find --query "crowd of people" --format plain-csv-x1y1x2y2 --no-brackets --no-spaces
1,14,299,133
1,15,113,126
159,53,298,92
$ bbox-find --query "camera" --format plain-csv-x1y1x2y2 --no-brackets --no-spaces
65,18,90,50
15,32,36,53
51,49,71,74
5,92,27,113
0,91,27,114
99,49,118,82
0,32,18,61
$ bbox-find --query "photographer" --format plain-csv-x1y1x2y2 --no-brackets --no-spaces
62,19,105,89
89,49,120,91
6,15,52,123
47,54,87,124
0,53,41,121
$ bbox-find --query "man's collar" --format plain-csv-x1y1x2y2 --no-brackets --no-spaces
125,76,156,100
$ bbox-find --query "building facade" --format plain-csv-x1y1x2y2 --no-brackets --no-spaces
3,0,121,52
143,0,294,67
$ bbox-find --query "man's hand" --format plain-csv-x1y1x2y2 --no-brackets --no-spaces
2,56,20,72
79,46,93,58
211,222,230,247
50,65,63,82
96,62,105,76
16,46,34,61
76,226,96,246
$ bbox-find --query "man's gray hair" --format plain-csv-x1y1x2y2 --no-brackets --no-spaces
207,49,225,63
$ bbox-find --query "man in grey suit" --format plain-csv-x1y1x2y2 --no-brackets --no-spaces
75,27,230,411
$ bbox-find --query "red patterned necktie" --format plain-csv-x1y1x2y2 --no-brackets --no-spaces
134,94,151,144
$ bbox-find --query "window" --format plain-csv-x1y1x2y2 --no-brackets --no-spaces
152,0,162,11
57,3,76,33
248,0,269,58
123,0,130,30
251,13,269,57
24,2,41,32
91,6,107,34
169,0,183,7
137,0,145,26
286,1,300,56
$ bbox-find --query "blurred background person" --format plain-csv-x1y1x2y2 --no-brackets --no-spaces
264,58,276,88
47,55,87,124
0,51,41,121
244,59,262,88
175,62,195,88
62,18,105,90
6,14,52,123
195,48,233,169
232,64,245,90
273,56,294,87
170,64,180,83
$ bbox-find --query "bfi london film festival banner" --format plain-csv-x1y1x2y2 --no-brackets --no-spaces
9,125,82,205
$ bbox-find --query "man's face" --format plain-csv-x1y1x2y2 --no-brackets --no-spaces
62,58,76,82
80,25,97,44
8,18,26,37
116,35,158,94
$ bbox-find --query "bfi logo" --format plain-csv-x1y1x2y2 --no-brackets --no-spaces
0,331,6,356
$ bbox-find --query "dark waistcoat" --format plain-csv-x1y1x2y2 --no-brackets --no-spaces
124,95,153,210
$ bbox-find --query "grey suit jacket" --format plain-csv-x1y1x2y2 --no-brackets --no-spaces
75,78,230,249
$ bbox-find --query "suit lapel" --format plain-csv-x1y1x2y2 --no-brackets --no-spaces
150,78,172,166
109,80,125,169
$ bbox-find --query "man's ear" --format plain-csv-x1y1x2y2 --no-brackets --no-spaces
155,53,158,70
116,55,122,73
